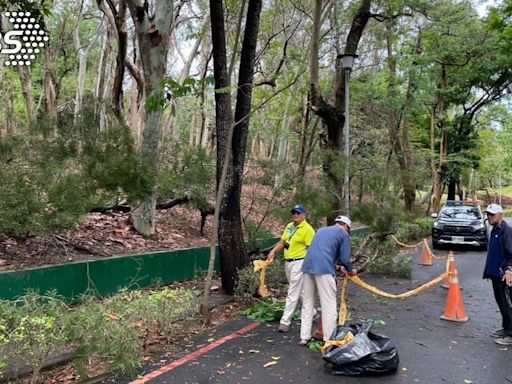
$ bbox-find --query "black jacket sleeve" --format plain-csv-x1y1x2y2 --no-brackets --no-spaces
501,222,512,271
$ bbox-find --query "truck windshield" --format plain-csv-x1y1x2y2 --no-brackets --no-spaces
439,207,481,220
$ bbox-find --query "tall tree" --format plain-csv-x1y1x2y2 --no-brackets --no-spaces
126,0,173,236
209,0,263,295
310,0,372,221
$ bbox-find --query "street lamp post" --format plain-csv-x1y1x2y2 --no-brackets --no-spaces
339,53,358,214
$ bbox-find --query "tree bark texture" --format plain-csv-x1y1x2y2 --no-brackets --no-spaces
126,0,173,236
385,21,418,213
432,65,448,214
216,0,262,294
43,45,57,122
17,66,35,125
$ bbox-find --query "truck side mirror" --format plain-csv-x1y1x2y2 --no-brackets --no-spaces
431,213,438,219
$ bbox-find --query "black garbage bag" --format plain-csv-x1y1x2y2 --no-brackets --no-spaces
322,322,399,376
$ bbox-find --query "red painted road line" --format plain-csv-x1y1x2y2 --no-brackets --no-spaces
130,321,260,384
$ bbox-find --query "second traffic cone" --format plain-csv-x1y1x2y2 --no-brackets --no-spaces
440,269,469,322
419,239,433,266
442,251,456,289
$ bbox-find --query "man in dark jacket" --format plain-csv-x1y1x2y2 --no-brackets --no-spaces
483,203,512,345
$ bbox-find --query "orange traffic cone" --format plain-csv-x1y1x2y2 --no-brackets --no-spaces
419,239,433,266
312,316,323,340
440,268,469,322
442,251,456,289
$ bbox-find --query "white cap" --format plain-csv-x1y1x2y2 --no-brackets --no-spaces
484,203,504,215
334,215,351,228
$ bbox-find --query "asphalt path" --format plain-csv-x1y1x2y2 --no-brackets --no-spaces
113,243,512,384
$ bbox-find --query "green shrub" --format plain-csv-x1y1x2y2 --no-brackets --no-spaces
234,265,259,300
415,217,435,232
369,255,413,279
241,298,286,322
263,256,288,286
395,219,432,244
0,291,70,384
0,286,199,381
351,202,405,234
244,219,275,249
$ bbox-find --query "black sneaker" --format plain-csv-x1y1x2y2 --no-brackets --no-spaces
491,329,507,338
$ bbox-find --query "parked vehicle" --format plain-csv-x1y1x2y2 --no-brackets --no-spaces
431,200,488,251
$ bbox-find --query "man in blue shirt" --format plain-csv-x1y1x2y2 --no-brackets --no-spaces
299,215,356,345
483,204,512,345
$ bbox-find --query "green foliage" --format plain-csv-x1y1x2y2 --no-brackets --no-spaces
0,291,69,383
0,287,199,381
415,217,435,233
264,256,288,286
0,110,156,235
234,265,259,300
244,219,275,249
65,295,142,377
369,255,413,279
158,138,214,207
395,219,432,244
308,341,324,352
351,201,404,234
241,297,287,322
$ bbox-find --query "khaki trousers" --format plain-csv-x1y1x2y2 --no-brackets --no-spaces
300,273,337,341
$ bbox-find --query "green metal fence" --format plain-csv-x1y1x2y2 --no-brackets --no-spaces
0,229,370,301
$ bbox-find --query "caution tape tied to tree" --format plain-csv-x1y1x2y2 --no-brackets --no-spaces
253,260,272,298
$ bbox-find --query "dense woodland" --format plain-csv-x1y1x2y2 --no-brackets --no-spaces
1,0,512,293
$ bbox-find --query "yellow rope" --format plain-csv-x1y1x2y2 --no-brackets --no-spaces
325,268,450,354
322,331,355,353
347,272,448,299
390,234,424,248
338,276,349,326
253,260,272,298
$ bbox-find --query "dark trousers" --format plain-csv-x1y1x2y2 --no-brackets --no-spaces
491,277,512,336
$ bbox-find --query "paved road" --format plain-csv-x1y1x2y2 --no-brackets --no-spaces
115,245,512,384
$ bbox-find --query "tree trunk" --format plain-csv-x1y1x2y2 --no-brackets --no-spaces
274,88,294,188
385,22,419,213
97,0,128,120
432,65,448,214
73,0,87,124
310,0,371,222
222,0,262,294
296,97,319,186
43,45,57,123
127,0,173,236
17,66,35,125
95,26,113,132
208,0,261,296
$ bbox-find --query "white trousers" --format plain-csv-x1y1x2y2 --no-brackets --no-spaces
279,259,304,326
300,273,337,341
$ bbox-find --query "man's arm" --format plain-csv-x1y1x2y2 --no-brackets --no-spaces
336,232,354,273
267,240,286,262
502,225,512,286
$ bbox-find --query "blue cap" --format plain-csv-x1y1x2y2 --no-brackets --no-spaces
291,204,306,214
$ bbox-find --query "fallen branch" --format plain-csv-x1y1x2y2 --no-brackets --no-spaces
54,235,111,257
